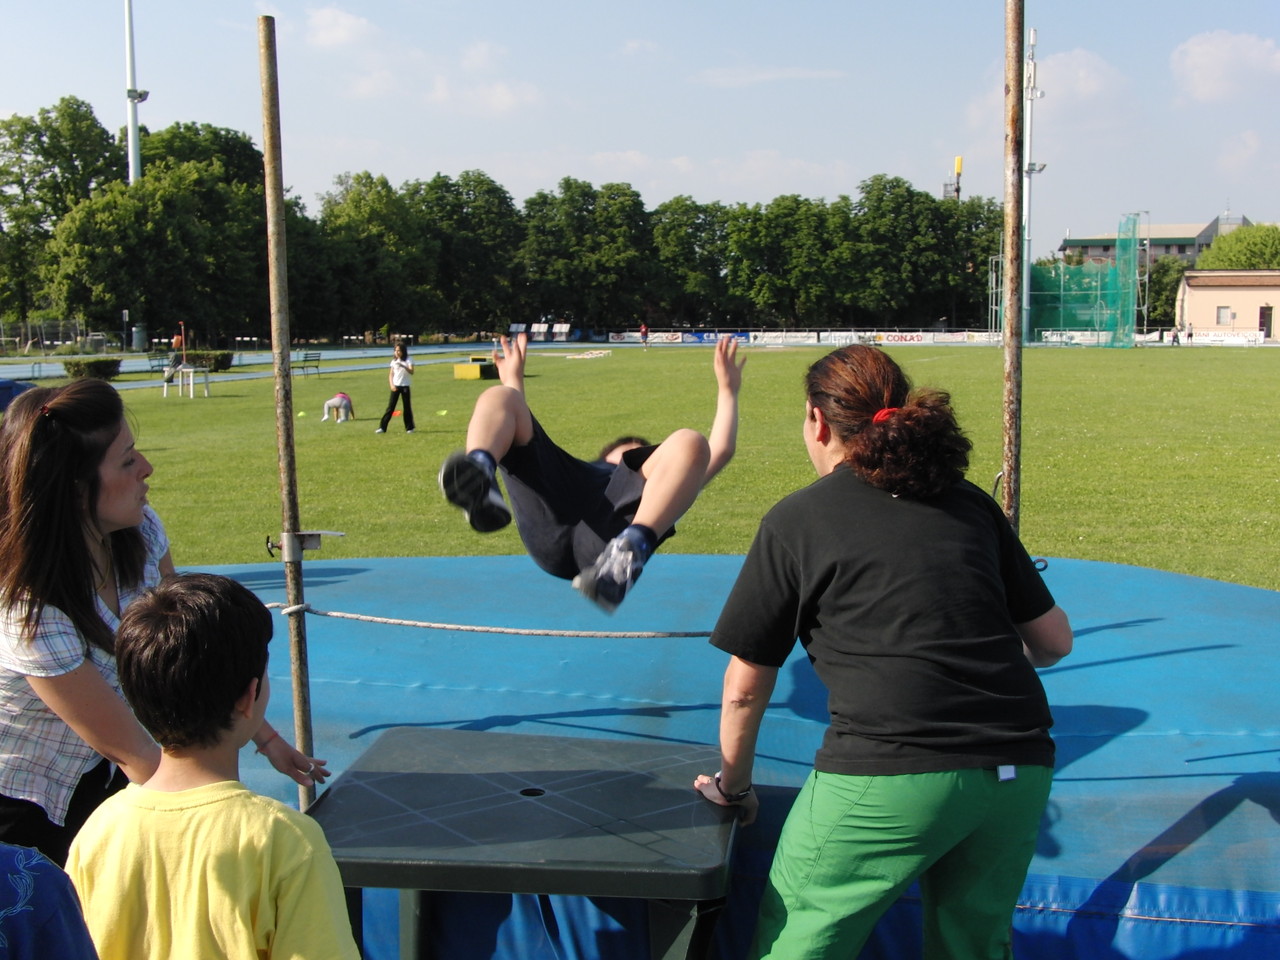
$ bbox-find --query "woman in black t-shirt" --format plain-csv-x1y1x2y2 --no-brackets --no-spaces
694,344,1073,960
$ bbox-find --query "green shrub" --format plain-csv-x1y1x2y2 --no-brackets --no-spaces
184,350,234,372
63,358,123,380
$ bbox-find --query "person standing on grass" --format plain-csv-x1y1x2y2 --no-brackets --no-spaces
439,333,745,612
694,344,1072,960
376,340,415,434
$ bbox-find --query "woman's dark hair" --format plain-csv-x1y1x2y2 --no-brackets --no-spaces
393,341,409,358
598,436,651,462
117,574,272,749
0,380,146,652
805,345,971,499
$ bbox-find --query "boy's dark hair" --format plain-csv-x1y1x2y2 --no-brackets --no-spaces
116,574,272,749
598,436,650,462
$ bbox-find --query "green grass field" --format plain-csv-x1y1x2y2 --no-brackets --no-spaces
103,344,1278,592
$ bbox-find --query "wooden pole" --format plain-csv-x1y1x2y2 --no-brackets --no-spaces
258,15,315,811
1001,0,1026,533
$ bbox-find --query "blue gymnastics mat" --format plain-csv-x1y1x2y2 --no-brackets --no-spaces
218,554,1280,960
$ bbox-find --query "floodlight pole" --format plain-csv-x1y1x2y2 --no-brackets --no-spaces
259,15,315,812
1001,0,1027,533
1022,28,1045,344
124,0,146,183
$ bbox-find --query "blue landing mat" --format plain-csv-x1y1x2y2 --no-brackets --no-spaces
218,555,1280,959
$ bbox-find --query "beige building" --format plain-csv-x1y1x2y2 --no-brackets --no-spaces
1060,214,1251,265
1175,270,1278,343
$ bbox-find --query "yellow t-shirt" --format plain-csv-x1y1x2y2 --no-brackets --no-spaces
67,780,359,960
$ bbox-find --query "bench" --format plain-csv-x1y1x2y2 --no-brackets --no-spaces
147,351,171,373
296,351,322,377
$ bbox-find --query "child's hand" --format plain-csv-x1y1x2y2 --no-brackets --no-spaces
713,337,746,395
493,333,529,391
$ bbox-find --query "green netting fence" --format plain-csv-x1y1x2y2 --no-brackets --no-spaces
1028,214,1138,347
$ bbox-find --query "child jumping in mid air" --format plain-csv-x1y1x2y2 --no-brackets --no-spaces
66,574,358,960
439,334,745,612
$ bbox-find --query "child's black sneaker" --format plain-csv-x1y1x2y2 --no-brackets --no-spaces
438,451,511,533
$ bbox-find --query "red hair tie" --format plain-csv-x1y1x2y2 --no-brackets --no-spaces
872,407,898,423
39,404,53,418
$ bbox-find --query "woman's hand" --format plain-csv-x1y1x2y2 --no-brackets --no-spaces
693,773,759,826
256,730,331,787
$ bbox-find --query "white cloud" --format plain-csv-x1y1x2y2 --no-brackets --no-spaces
588,150,653,175
461,41,506,72
1217,129,1261,175
695,66,845,88
1171,31,1280,103
305,6,374,49
1041,48,1129,104
620,39,658,56
351,68,396,99
456,81,540,115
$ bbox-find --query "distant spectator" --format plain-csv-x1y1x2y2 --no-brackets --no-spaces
376,341,415,434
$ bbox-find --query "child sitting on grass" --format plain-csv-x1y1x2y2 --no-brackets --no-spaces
66,573,358,960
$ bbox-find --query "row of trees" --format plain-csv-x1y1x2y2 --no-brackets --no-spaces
7,97,1274,348
1,97,1006,347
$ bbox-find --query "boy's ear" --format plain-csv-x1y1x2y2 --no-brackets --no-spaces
234,678,260,720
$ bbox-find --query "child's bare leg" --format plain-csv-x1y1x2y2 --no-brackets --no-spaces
465,385,534,460
631,429,711,535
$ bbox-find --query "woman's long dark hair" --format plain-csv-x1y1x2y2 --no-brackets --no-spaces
0,380,146,652
805,345,971,499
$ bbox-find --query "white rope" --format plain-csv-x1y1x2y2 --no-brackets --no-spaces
266,602,710,639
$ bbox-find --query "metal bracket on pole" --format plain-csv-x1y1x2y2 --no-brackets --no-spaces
265,531,345,560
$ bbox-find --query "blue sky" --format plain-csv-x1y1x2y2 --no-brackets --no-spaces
5,2,1278,259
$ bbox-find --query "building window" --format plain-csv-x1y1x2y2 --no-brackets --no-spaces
1216,306,1232,326
1178,244,1187,254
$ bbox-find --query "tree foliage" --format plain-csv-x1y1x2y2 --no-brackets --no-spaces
1196,225,1280,270
0,97,124,326
1147,255,1187,328
3,96,1018,345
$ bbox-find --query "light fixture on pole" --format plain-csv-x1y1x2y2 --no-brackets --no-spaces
1022,27,1045,343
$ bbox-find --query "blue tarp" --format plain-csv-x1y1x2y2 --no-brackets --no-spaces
222,555,1280,959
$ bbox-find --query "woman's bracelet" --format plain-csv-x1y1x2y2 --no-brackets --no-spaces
714,773,753,803
255,731,281,755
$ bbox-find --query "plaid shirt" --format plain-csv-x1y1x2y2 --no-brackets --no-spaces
0,507,169,825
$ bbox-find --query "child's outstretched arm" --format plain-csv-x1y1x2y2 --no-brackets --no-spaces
704,337,746,484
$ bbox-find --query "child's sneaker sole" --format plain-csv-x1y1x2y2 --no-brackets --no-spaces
438,452,511,533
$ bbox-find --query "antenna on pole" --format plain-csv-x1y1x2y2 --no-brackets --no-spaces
943,155,963,201
124,0,148,183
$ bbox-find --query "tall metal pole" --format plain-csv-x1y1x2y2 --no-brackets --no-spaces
1001,0,1026,533
258,15,315,811
1022,27,1045,343
124,0,145,183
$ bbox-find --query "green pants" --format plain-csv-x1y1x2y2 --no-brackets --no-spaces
752,766,1052,960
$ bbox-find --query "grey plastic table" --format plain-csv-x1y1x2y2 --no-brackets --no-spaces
308,727,739,959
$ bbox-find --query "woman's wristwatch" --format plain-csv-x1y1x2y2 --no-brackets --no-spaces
714,772,753,803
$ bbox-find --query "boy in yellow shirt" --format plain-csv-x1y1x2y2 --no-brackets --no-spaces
67,573,358,960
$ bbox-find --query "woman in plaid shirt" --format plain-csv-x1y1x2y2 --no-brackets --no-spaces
0,380,326,864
